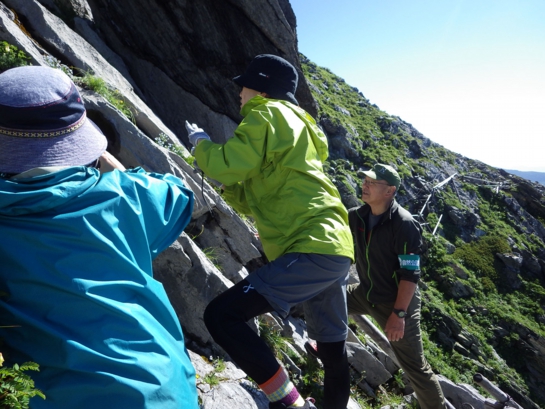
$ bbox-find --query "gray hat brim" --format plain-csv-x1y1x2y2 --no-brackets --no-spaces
0,117,107,174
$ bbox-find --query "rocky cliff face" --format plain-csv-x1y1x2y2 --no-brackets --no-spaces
1,1,545,408
19,0,316,145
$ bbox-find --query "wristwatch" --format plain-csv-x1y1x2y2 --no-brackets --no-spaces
392,308,406,318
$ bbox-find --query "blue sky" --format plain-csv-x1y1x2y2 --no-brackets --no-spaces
290,0,545,172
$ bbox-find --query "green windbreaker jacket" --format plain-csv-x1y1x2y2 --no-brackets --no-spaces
194,96,354,262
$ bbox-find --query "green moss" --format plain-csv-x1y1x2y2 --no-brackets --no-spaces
453,235,510,281
75,72,135,122
0,41,31,73
155,133,191,161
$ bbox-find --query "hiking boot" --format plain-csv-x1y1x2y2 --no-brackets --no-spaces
269,397,317,409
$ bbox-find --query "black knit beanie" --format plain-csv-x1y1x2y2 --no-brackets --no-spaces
233,54,298,105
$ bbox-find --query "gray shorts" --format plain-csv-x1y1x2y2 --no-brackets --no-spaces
245,252,351,343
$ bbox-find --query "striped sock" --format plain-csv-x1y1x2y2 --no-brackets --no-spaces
258,366,301,407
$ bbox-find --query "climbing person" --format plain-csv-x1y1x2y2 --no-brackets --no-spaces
0,66,199,408
186,54,354,409
345,163,447,409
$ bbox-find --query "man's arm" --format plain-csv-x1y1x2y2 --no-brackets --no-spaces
384,280,417,342
386,212,422,341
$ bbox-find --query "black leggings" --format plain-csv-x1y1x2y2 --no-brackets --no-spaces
203,279,350,408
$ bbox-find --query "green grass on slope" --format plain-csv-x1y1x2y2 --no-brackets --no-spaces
300,54,545,406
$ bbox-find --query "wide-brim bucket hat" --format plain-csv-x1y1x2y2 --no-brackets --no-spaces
0,65,107,174
233,54,299,105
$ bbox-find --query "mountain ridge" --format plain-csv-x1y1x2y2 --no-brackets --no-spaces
505,169,545,186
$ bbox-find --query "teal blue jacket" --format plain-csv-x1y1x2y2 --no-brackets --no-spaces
194,96,353,262
0,167,198,409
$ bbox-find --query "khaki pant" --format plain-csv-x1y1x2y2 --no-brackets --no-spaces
347,285,447,409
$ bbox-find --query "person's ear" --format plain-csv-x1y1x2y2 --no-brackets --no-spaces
259,92,270,98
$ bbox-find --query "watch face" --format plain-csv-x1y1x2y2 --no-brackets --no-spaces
395,309,406,318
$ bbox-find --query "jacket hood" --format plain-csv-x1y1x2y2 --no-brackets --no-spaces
242,96,329,163
0,167,99,216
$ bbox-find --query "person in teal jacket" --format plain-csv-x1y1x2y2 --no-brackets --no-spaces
187,54,354,409
0,66,199,408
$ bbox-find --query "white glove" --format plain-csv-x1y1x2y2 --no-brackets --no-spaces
185,120,211,147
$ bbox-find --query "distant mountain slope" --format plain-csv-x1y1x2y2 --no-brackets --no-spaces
300,54,545,408
506,170,545,185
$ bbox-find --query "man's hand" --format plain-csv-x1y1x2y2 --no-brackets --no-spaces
185,120,211,147
385,313,405,342
387,280,416,342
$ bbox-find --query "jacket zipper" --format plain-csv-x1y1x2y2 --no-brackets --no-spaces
365,230,373,302
356,210,374,302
